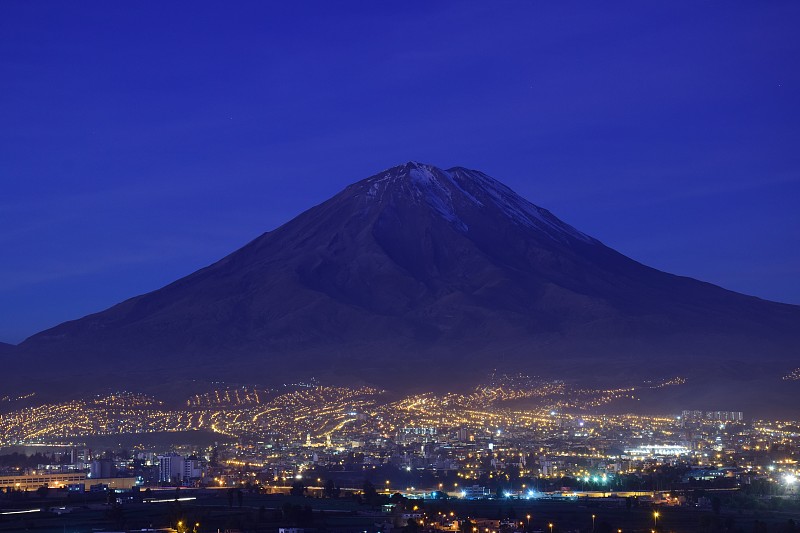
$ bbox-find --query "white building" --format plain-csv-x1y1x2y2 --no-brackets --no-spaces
157,454,205,484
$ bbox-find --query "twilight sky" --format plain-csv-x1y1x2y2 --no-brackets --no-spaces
1,2,799,344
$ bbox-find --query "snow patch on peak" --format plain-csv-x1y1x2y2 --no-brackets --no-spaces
450,168,595,244
359,163,469,231
361,162,595,244
407,166,468,231
407,164,438,185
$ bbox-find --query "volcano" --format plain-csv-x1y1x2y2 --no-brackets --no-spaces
12,162,800,396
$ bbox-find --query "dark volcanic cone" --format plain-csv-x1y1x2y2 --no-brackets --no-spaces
15,162,800,397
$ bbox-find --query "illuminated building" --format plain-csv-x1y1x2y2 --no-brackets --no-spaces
0,473,136,491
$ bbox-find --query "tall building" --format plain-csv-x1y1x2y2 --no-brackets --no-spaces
183,455,204,481
89,460,114,479
158,454,184,483
681,410,744,426
158,454,205,484
706,411,744,422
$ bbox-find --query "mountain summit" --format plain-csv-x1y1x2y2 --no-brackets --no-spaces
353,162,593,243
14,162,800,393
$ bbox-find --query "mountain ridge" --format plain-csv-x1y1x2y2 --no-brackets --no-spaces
13,162,800,396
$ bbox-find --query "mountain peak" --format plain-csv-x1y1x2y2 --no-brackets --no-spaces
14,162,800,405
357,162,594,243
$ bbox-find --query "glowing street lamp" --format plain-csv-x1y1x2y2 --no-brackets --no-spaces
549,523,554,533
653,511,659,528
592,514,596,532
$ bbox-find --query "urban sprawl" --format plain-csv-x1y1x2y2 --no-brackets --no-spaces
0,376,798,532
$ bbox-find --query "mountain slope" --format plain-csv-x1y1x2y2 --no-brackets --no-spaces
17,163,800,392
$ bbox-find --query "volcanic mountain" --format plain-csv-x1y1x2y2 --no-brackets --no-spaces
13,163,800,398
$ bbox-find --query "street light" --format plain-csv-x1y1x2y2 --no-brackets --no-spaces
653,511,659,528
549,523,553,533
592,514,595,532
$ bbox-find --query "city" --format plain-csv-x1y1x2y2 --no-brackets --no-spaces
0,376,798,531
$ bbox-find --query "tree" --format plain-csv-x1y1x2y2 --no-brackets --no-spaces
323,479,339,498
290,481,306,497
362,480,378,505
404,518,420,532
390,492,407,506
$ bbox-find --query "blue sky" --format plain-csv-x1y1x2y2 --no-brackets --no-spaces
1,1,799,343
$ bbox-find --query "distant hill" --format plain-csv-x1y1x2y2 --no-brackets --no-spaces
14,163,800,405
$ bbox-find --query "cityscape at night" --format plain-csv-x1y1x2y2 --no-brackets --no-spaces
0,376,799,531
2,2,800,532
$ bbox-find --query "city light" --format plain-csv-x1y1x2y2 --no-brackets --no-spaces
0,509,41,515
0,380,795,532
